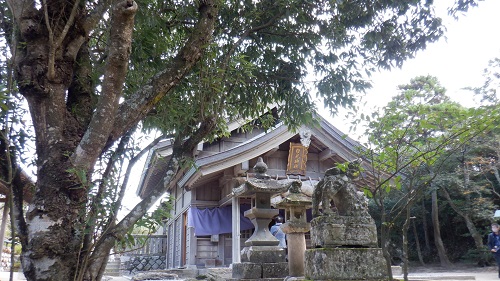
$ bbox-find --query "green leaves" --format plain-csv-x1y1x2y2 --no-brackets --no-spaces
133,198,173,234
363,188,373,198
66,167,89,188
135,0,449,145
360,74,500,226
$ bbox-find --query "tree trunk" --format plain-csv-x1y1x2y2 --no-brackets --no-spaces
378,194,394,281
421,199,431,253
402,182,419,280
412,218,425,266
402,203,411,281
21,157,87,281
431,189,452,267
4,0,216,278
441,187,485,262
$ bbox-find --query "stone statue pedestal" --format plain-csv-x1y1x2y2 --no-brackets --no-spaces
310,215,377,248
306,161,387,280
305,248,386,280
305,216,386,280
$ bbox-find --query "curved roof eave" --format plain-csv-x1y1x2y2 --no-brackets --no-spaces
178,120,366,189
178,122,294,188
136,139,173,197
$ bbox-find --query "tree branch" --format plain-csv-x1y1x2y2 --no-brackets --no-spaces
107,0,219,145
5,0,34,27
109,133,166,221
86,116,217,275
42,0,82,80
72,0,137,170
440,186,466,218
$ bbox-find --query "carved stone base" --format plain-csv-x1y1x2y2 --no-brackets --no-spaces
232,262,288,279
240,246,286,263
304,248,386,280
310,215,377,247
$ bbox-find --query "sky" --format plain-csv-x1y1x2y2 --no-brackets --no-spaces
322,0,500,140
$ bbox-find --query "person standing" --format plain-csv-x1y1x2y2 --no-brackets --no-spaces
271,216,287,248
488,223,500,278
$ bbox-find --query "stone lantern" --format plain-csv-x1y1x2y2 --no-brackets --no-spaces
230,157,298,280
276,181,312,277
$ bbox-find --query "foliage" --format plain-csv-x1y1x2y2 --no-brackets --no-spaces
133,0,447,137
468,58,500,106
362,74,500,266
133,198,173,235
363,76,496,194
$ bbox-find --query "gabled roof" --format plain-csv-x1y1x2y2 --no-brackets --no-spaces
136,114,367,198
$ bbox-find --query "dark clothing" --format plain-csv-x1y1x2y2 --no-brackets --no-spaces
488,232,500,255
488,232,500,277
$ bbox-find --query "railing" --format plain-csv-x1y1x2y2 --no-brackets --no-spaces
119,235,168,256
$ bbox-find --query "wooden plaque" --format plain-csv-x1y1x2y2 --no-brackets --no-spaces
286,142,308,175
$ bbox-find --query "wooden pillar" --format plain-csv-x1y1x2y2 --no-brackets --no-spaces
231,197,241,264
185,224,197,268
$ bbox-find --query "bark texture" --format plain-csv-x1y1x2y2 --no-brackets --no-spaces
4,0,219,279
431,189,452,268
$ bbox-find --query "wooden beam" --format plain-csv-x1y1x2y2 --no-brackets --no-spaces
263,147,279,157
218,174,234,186
191,200,219,208
234,161,249,176
319,149,337,162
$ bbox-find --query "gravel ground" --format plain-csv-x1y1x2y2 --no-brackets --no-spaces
1,263,499,281
396,263,499,281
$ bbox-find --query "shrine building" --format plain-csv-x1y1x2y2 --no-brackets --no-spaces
136,114,370,269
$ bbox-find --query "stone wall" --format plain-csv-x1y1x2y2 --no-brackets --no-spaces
124,255,166,274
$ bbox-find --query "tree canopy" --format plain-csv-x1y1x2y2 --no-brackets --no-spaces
360,73,500,273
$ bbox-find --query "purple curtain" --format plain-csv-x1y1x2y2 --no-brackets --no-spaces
187,204,254,236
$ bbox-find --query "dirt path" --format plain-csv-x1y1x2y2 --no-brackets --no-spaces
399,263,499,281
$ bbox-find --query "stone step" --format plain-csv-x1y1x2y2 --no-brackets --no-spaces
104,260,121,276
104,270,121,276
106,263,120,269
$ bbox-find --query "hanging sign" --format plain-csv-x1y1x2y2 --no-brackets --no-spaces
286,142,308,175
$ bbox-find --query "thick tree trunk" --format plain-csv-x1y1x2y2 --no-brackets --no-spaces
431,189,452,268
5,0,217,278
22,156,86,281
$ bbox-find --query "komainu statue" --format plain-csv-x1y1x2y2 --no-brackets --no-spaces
312,159,369,218
305,159,385,281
